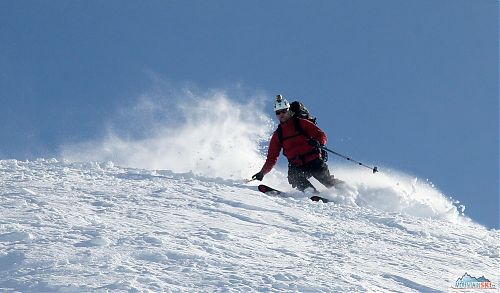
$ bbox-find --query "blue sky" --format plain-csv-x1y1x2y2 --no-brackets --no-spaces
1,0,498,229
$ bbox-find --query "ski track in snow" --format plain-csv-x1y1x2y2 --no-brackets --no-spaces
0,159,498,292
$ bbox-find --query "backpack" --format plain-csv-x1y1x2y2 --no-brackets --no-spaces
289,101,316,124
276,101,328,162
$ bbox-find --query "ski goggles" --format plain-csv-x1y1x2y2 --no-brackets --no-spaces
275,109,288,115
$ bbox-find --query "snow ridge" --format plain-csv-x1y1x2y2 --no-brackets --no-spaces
0,159,498,292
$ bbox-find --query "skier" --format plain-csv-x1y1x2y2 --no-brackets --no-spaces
252,95,338,193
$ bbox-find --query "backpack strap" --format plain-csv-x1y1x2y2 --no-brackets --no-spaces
293,117,305,137
276,124,283,146
276,124,288,157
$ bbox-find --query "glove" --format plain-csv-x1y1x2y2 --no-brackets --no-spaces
252,171,264,181
308,139,322,148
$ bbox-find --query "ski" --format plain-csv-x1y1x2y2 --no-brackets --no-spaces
258,184,285,195
257,184,329,203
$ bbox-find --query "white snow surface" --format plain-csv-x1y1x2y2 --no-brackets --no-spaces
2,93,499,291
1,158,498,292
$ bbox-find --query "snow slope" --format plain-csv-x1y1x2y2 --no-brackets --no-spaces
1,158,498,292
58,92,471,225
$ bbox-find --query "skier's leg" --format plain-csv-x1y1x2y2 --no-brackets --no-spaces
288,164,316,192
309,159,338,188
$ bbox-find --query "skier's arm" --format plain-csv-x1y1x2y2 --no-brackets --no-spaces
260,132,282,175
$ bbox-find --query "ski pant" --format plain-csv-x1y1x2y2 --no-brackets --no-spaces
287,158,336,192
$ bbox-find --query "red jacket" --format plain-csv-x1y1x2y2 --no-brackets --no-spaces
261,118,327,174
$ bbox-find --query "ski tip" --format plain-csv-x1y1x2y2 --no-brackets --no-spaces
310,196,329,203
258,185,267,193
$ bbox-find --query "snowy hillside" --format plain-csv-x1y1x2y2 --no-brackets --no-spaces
1,159,498,292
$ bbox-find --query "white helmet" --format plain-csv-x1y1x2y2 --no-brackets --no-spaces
274,94,290,111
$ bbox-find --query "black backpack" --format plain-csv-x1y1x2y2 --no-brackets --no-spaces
289,101,316,124
276,101,328,162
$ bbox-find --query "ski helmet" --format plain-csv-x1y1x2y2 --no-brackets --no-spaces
274,94,290,111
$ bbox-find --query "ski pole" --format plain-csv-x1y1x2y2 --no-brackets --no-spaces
321,146,378,173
